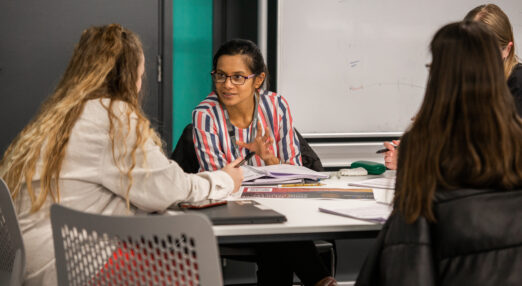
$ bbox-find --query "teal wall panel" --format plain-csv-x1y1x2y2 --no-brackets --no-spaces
172,0,213,149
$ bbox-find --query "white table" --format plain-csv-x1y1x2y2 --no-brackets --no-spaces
215,171,395,244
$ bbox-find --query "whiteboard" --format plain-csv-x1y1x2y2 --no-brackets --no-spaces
278,0,522,136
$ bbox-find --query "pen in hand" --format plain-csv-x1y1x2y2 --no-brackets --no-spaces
376,145,398,154
235,152,256,168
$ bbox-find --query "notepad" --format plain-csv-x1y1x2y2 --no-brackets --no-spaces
348,177,396,190
319,202,392,224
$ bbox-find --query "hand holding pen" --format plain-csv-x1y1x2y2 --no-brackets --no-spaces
376,143,398,154
377,140,400,170
222,158,244,193
235,152,256,168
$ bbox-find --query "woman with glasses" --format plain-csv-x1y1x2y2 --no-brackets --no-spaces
193,39,301,171
381,3,522,171
192,39,336,286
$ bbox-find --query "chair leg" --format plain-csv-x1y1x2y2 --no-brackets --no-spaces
314,240,336,277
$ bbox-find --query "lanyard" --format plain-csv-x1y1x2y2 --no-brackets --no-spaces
222,92,260,162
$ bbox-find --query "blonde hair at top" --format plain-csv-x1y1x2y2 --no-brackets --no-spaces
0,24,163,212
465,4,519,78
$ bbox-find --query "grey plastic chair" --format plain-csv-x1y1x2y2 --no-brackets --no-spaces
50,204,223,286
0,178,25,286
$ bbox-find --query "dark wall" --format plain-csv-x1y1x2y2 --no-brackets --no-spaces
0,0,173,154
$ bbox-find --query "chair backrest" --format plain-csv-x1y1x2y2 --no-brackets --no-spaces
293,129,324,172
171,123,325,172
0,178,25,286
50,204,223,286
171,123,200,173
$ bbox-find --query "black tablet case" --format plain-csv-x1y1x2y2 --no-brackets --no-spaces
186,200,287,225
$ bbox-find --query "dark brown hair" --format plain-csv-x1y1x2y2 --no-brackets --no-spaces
212,39,269,90
394,21,522,223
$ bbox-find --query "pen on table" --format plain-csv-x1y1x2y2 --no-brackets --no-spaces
279,183,325,187
235,152,255,168
376,145,398,154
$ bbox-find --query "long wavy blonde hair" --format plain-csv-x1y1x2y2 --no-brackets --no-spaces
0,24,162,212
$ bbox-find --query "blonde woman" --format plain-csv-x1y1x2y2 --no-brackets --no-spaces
0,24,242,285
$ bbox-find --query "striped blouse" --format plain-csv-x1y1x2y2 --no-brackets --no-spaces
192,90,302,171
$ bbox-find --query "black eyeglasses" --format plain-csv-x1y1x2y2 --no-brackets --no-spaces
211,71,256,85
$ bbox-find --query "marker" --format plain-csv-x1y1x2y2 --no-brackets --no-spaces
235,152,256,167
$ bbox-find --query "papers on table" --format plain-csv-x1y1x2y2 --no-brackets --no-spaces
241,187,374,199
241,164,329,186
349,177,395,204
319,202,392,223
348,177,396,190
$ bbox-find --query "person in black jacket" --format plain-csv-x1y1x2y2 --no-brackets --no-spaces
355,21,522,286
382,4,522,171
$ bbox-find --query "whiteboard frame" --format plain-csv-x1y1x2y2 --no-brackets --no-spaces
277,0,522,138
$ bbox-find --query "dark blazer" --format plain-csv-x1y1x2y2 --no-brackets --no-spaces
355,188,522,286
508,63,522,116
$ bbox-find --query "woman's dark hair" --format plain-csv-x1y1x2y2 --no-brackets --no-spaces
394,21,522,223
212,39,269,90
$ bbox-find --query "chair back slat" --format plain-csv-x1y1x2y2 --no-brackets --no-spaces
0,179,25,286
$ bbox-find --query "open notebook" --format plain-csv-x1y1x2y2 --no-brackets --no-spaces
319,202,392,224
348,177,396,190
241,164,328,186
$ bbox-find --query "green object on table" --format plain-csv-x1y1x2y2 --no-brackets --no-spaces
351,160,386,175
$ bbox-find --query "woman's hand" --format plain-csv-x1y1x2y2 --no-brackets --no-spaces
222,158,244,193
383,140,400,170
236,122,279,165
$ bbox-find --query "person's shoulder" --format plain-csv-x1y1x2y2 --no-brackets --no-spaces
193,92,222,120
260,90,291,106
83,97,110,110
81,98,111,121
261,90,283,100
194,92,220,111
83,98,139,124
512,62,522,75
435,188,522,204
197,92,220,105
508,63,522,86
99,98,138,117
383,211,431,245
